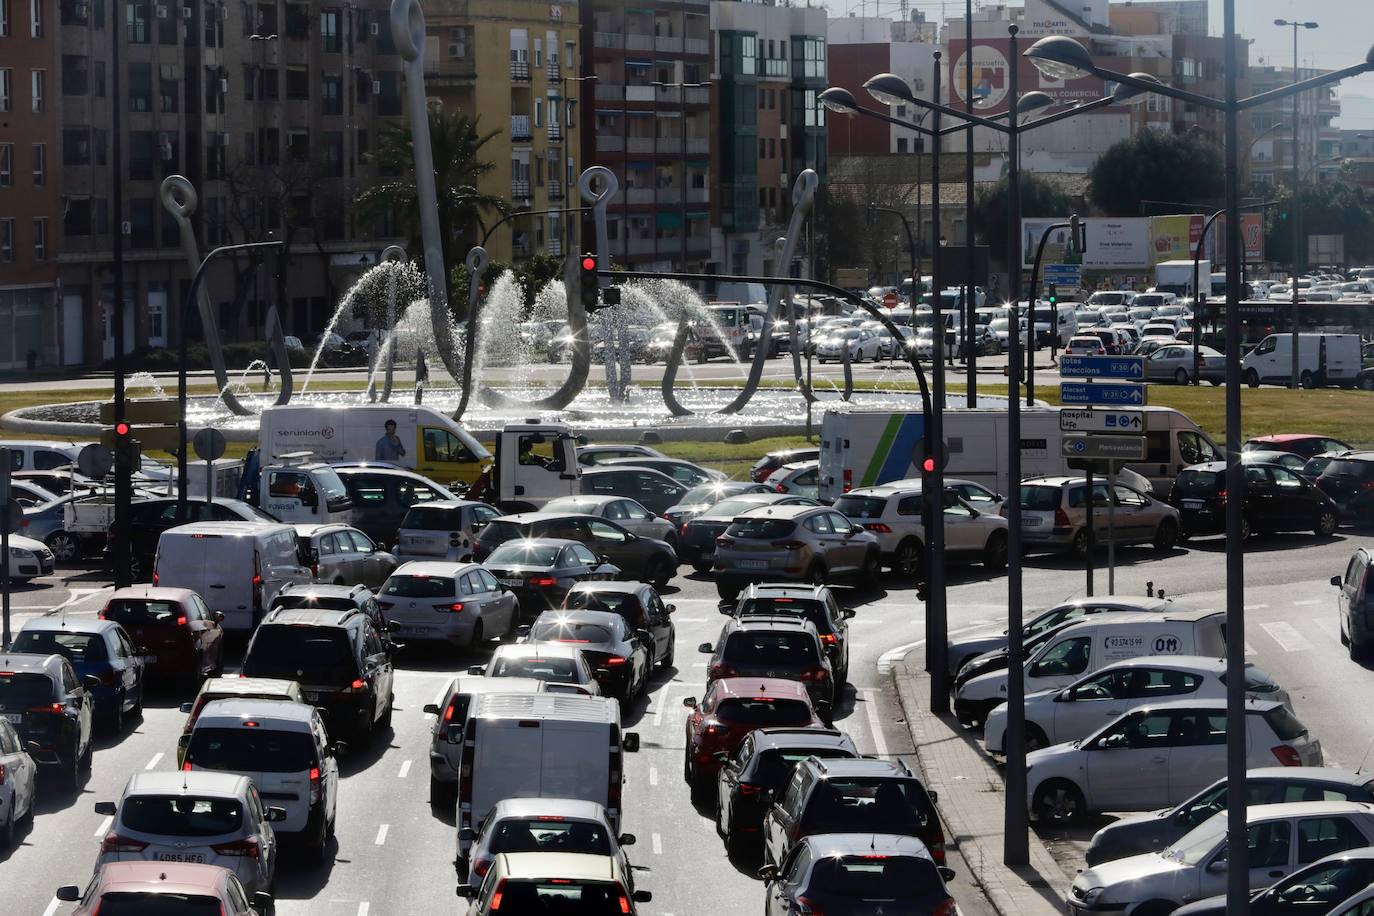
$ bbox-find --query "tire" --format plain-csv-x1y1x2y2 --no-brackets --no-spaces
1240,516,1252,541
661,635,675,669
1174,367,1189,385
806,563,827,586
716,580,741,601
1025,723,1049,753
307,810,329,866
0,806,13,850
1070,529,1090,558
1315,509,1337,537
355,700,376,748
1033,779,1087,826
468,620,484,649
66,747,81,790
649,557,672,590
691,560,713,574
104,694,125,736
1153,519,1179,552
1360,374,1374,392
893,538,923,578
46,531,80,564
983,532,1008,569
430,776,456,808
855,551,880,588
79,736,92,772
1301,370,1315,389
1246,368,1261,388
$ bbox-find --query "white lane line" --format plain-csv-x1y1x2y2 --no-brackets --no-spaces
648,766,658,787
145,752,164,770
357,903,370,916
397,759,411,779
1293,599,1322,607
1260,621,1315,653
653,687,683,728
41,898,60,916
674,617,705,623
94,814,113,837
691,662,707,668
862,689,890,759
374,824,389,845
851,618,886,626
1246,603,1271,611
1246,641,1257,656
651,832,663,855
875,622,987,675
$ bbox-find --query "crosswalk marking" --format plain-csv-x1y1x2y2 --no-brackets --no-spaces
1259,621,1315,653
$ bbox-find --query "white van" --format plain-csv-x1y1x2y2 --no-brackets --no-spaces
456,692,640,863
1030,303,1078,347
154,522,312,631
1241,333,1362,388
953,608,1225,726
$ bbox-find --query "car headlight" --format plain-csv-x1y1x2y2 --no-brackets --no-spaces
8,546,30,558
1078,886,1105,907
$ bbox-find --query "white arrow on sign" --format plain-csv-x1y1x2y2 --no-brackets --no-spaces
1059,408,1145,433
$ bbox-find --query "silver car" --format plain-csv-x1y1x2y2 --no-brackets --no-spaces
1018,476,1181,556
378,561,518,648
1145,343,1225,385
460,798,636,887
392,500,504,563
542,495,679,548
712,504,881,600
294,523,397,588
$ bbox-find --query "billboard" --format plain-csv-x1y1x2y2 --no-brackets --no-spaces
1207,212,1266,263
948,36,1117,114
1021,218,1152,269
1148,215,1205,264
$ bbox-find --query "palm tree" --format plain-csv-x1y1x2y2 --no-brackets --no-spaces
356,107,508,308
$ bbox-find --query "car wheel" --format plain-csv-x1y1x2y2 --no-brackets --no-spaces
46,531,80,564
806,562,827,586
0,805,13,850
1361,375,1374,392
378,693,393,730
1174,367,1189,385
1033,779,1086,826
1316,509,1337,537
1070,529,1090,558
893,538,923,578
1240,516,1252,541
1152,519,1179,552
468,620,485,649
983,532,1008,569
691,561,713,574
356,701,376,748
1025,723,1049,753
104,694,125,735
66,747,81,790
856,551,880,587
649,557,673,589
662,635,675,669
1301,370,1315,389
1246,368,1261,388
716,580,741,601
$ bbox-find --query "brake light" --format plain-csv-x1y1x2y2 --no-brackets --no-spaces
489,879,507,912
443,700,459,722
680,522,691,536
211,837,260,859
796,896,825,916
605,656,628,666
928,819,947,865
1215,489,1227,506
309,766,322,805
715,536,735,547
704,723,730,736
842,469,853,494
862,523,892,533
183,761,193,772
618,891,632,914
1361,480,1374,491
772,540,806,550
819,633,837,645
799,667,829,681
434,602,465,613
100,834,149,854
1054,507,1071,528
460,738,475,799
528,576,557,588
347,678,365,692
738,782,759,796
0,763,6,785
176,615,187,626
471,855,493,878
1272,745,1303,767
933,899,957,916
29,703,63,714
98,603,108,620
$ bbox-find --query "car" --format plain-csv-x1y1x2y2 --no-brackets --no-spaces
56,862,273,916
759,833,958,916
99,586,225,685
816,327,883,362
833,481,1009,578
1246,435,1354,459
376,560,517,648
1334,547,1374,658
681,676,825,795
714,727,859,855
12,467,100,497
1017,475,1181,556
663,481,774,532
763,461,821,500
468,643,603,696
751,447,821,484
1170,460,1340,540
474,513,676,587
332,466,453,546
6,479,61,508
482,538,620,614
176,677,304,767
577,465,689,516
543,495,680,548
0,532,54,581
1299,449,1353,482
562,581,676,670
391,499,504,564
1316,452,1374,525
344,328,382,357
456,851,651,914
118,497,281,580
1134,336,1176,357
1182,847,1374,916
0,651,95,788
1146,343,1225,384
1066,334,1108,355
712,503,881,600
240,605,394,744
422,676,545,804
1067,802,1374,916
1026,699,1322,826
575,444,668,467
0,717,36,848
1087,767,1374,867
268,582,390,639
521,609,651,704
699,616,836,716
761,756,945,869
462,798,637,886
602,456,726,487
1243,450,1311,474
93,771,284,896
293,522,397,587
20,493,104,564
984,655,1290,754
677,492,819,572
721,583,854,684
12,617,145,734
1081,328,1123,354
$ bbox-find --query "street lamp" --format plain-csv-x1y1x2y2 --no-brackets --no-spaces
1276,19,1320,390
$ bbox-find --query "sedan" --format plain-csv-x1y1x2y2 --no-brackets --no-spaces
603,457,726,487
521,609,651,703
98,587,225,685
1145,344,1225,385
469,643,602,696
1172,847,1374,916
295,523,397,588
376,561,518,647
12,617,145,734
0,718,36,848
815,328,883,363
663,481,772,531
481,538,619,615
760,833,957,916
543,495,679,548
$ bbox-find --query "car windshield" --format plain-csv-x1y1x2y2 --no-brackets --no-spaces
184,727,317,774
1264,706,1308,740
241,626,356,686
484,881,627,915
89,894,224,916
722,632,819,666
311,467,349,502
487,543,561,567
12,630,107,662
703,498,766,519
401,506,461,530
120,795,245,837
738,598,832,634
1019,486,1061,511
715,698,814,726
833,495,887,520
530,621,614,644
102,599,182,626
725,518,797,540
1173,469,1220,494
0,672,54,707
1167,812,1227,865
488,817,613,856
802,778,931,831
381,575,456,598
1323,460,1374,480
491,655,579,683
752,748,854,785
564,591,639,617
807,855,943,900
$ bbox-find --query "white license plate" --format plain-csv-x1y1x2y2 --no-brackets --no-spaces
1183,499,1204,510
2,713,20,724
1020,517,1043,528
737,559,768,570
157,853,205,863
498,578,522,587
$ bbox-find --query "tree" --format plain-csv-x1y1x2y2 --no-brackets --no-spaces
972,173,1074,265
1265,179,1374,268
1086,130,1225,216
826,155,921,285
355,108,508,315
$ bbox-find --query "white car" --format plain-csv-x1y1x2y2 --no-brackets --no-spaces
815,328,882,363
1067,802,1374,916
984,656,1290,754
0,718,36,847
1066,335,1108,355
831,481,1008,578
460,797,636,886
1027,698,1321,825
880,326,917,359
2,533,54,581
763,461,820,501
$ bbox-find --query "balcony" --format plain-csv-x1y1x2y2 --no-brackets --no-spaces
547,237,563,256
626,33,653,52
511,61,529,81
511,179,531,199
595,83,625,102
655,36,683,53
656,137,682,154
548,62,560,81
547,180,563,201
685,37,709,56
511,115,532,140
687,188,710,204
686,138,709,154
548,123,562,142
626,188,655,204
685,86,709,105
626,85,655,103
627,137,655,154
594,32,623,49
596,136,624,152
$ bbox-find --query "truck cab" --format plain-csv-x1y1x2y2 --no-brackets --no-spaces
256,453,354,524
493,422,582,513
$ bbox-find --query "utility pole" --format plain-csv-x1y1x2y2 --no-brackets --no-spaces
111,0,131,588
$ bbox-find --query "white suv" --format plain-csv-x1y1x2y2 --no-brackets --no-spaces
832,482,1009,578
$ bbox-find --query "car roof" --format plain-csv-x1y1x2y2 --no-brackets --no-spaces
1111,697,1285,714
567,581,649,596
128,770,249,798
1246,800,1374,820
390,561,481,577
260,606,360,628
490,798,608,821
544,495,620,510
335,466,436,481
736,504,823,520
291,523,357,537
532,609,624,628
798,833,936,860
403,499,487,511
195,697,315,724
742,583,832,601
752,727,856,753
109,586,198,603
495,512,585,524
775,461,818,473
19,616,120,636
494,642,583,659
199,676,300,697
714,677,811,700
277,583,370,601
1247,434,1329,443
164,521,293,537
0,652,65,678
93,861,230,895
1094,655,1227,674
727,616,818,635
495,851,618,882
486,538,585,552
801,757,913,779
1242,766,1372,786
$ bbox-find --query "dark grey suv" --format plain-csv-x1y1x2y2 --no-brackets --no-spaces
1334,547,1374,659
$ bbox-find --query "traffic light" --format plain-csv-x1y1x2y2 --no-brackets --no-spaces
1047,283,1058,307
580,254,600,312
111,420,141,475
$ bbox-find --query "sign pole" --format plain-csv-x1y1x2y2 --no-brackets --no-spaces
206,458,213,507
1107,465,1117,595
1084,463,1095,596
0,448,9,650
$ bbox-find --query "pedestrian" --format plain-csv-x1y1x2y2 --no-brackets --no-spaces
375,419,406,461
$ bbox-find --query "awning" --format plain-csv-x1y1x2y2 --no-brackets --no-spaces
656,212,684,229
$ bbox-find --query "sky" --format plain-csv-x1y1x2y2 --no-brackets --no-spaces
819,0,1374,128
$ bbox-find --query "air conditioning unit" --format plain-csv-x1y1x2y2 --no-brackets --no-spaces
219,78,228,94
159,142,173,160
369,22,379,35
372,80,381,95
156,4,168,17
182,6,192,19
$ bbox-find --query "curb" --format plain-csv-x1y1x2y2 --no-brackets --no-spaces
891,657,1071,916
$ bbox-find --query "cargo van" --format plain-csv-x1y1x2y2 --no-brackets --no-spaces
422,676,546,803
953,608,1226,726
1240,333,1362,389
153,522,312,632
818,405,1221,501
257,404,491,484
456,692,640,862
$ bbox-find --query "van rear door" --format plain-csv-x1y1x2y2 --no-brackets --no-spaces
540,719,612,817
470,718,544,830
156,533,211,602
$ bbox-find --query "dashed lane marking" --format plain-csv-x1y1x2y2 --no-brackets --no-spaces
374,824,389,845
94,815,112,837
1293,599,1322,607
398,760,411,779
649,767,658,787
862,689,890,759
145,752,163,770
1259,621,1314,653
651,833,662,855
41,898,59,916
357,903,370,916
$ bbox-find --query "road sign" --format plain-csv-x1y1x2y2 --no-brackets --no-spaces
882,291,899,309
1044,263,1082,286
101,424,181,452
77,443,114,478
1059,408,1145,434
1061,435,1147,461
1059,381,1147,407
193,428,227,462
1059,355,1146,380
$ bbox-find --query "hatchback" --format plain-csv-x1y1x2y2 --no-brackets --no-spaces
577,466,688,516
751,448,821,484
1067,335,1108,355
0,717,36,848
1333,547,1374,659
0,652,94,788
721,583,854,684
764,461,821,500
760,833,957,916
521,610,651,704
1170,461,1340,540
603,456,725,487
1316,453,1374,524
469,643,603,696
457,851,651,915
482,538,620,614
57,862,272,916
1174,847,1374,916
177,677,304,767
1146,344,1225,384
833,482,1009,577
377,561,517,647
474,513,676,587
562,581,676,670
293,523,397,587
663,481,774,532
392,499,504,563
678,492,818,572
699,616,835,715
543,495,679,548
712,504,880,600
268,583,390,640
681,677,823,794
0,533,54,581
1017,476,1181,556
1246,435,1353,459
99,586,225,685
462,798,636,886
1299,450,1352,482
12,617,145,734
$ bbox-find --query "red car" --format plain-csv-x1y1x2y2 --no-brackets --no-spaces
1243,434,1352,459
100,587,225,683
681,676,824,797
57,861,272,915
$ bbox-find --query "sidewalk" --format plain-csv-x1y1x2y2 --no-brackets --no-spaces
891,657,1071,916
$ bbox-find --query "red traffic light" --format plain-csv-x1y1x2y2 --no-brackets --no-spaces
115,421,131,436
922,457,936,473
581,256,597,271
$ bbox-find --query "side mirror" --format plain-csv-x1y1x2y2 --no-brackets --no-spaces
594,668,611,681
179,702,194,714
718,602,733,616
632,890,653,903
266,806,288,823
618,833,636,847
938,866,957,882
83,674,102,691
697,642,713,654
757,865,779,882
843,608,856,620
252,891,274,914
927,789,939,804
56,887,81,903
423,703,440,715
850,523,864,535
212,610,225,623
1206,860,1227,874
458,827,476,842
516,624,531,638
456,884,477,900
93,801,117,816
467,665,485,676
600,554,612,566
1056,689,1074,703
1332,575,1343,587
682,696,698,709
177,734,191,751
622,732,640,753
25,740,42,757
331,739,350,758
665,603,676,614
713,750,729,763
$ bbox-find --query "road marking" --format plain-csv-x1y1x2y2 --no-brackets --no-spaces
648,766,658,787
94,814,112,837
875,622,987,675
1260,621,1314,653
1246,641,1257,656
145,752,163,770
651,832,662,855
40,898,60,916
674,617,705,623
653,687,683,728
374,824,389,845
1293,599,1322,607
852,618,886,626
357,903,370,916
397,759,411,779
1246,603,1270,611
862,689,890,759
691,662,707,668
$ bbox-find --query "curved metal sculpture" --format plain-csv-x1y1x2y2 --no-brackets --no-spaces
452,246,490,420
838,339,855,401
366,245,408,403
159,176,253,416
264,305,294,406
658,315,695,417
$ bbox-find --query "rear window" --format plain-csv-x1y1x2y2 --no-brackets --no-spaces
488,817,612,856
478,520,523,544
401,506,461,531
381,575,456,598
725,518,797,540
530,621,614,644
752,747,854,785
120,796,244,837
723,632,820,666
491,656,578,683
1019,486,1061,511
564,591,640,618
102,600,181,626
11,630,107,663
1323,460,1374,480
486,881,625,914
808,855,944,900
1263,707,1309,741
89,895,223,916
802,778,932,831
0,672,55,706
1173,469,1221,494
716,698,814,726
185,727,317,773
681,485,729,505
704,498,763,519
833,496,887,520
486,542,561,567
738,598,832,635
242,626,356,686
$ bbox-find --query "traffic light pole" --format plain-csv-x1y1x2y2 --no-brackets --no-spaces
926,55,950,714
1025,220,1075,407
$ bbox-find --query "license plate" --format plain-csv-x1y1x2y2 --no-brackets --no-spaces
157,853,205,863
1020,517,1043,528
304,692,320,702
738,559,768,570
2,713,20,724
498,578,522,587
1183,500,1204,509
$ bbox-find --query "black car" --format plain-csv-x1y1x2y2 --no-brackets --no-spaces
522,609,651,704
116,497,280,580
562,581,677,670
714,727,858,856
483,538,619,614
1316,452,1374,525
474,512,678,587
1169,460,1340,539
241,606,395,745
1299,449,1352,482
678,493,819,572
0,651,96,788
722,583,854,684
751,448,821,484
578,466,688,516
333,467,453,546
699,617,835,718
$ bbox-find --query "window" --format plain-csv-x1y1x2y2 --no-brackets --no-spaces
0,219,13,262
1169,710,1227,746
30,69,43,112
1095,711,1173,750
1296,816,1369,864
126,0,147,42
62,55,89,95
29,0,39,36
159,73,177,112
0,143,11,185
321,73,340,114
321,130,342,177
320,8,338,52
0,0,8,35
285,66,308,100
128,62,150,111
1029,636,1091,677
0,69,9,112
64,198,90,236
286,129,308,161
128,131,153,179
32,218,46,259
94,60,104,97
284,2,307,39
30,143,44,186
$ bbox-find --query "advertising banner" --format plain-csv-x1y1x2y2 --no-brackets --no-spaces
1148,214,1205,264
1021,218,1152,269
1207,212,1266,263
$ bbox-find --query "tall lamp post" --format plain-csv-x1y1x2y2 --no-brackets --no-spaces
1276,19,1320,390
1024,28,1374,907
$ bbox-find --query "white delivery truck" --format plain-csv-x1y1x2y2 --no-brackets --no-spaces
1240,332,1362,388
817,405,1222,502
1155,260,1209,297
484,420,582,512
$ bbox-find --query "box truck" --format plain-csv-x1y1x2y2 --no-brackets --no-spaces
1155,260,1209,297
1240,332,1362,388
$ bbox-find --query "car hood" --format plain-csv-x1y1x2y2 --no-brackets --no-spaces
1072,851,1189,902
1026,739,1084,768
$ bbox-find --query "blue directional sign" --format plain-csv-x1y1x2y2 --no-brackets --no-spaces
1059,355,1146,380
1059,381,1147,407
1044,263,1082,286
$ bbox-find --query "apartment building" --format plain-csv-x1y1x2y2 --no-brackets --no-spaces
1248,65,1343,187
826,15,937,157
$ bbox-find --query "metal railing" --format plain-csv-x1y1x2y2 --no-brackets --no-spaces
511,60,529,81
511,115,532,139
511,179,531,198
